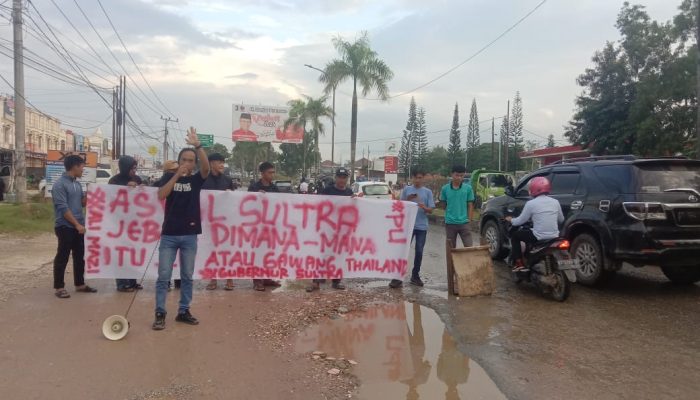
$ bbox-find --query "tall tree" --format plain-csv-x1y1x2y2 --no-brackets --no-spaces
414,107,429,168
205,143,231,160
546,134,556,148
285,96,334,177
278,132,319,177
447,103,462,165
509,92,524,170
322,31,394,182
399,97,417,177
498,114,509,171
466,99,480,171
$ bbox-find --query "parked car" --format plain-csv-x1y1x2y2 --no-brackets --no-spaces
274,180,294,193
471,169,515,208
352,182,393,200
480,156,700,285
96,168,112,184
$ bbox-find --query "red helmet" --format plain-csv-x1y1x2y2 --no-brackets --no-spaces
529,177,551,197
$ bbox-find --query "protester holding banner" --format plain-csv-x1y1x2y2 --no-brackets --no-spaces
247,161,282,291
153,160,180,291
306,167,354,293
52,155,97,299
203,153,236,291
109,155,144,293
152,127,209,331
390,169,435,289
440,165,475,249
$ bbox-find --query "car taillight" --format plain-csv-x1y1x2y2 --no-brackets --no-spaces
622,202,667,221
557,240,570,250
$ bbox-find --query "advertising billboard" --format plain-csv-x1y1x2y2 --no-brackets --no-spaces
232,104,304,143
44,150,98,197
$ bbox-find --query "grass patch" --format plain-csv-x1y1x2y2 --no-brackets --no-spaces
0,202,54,234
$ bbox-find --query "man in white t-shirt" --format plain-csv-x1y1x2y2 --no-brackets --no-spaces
299,178,309,194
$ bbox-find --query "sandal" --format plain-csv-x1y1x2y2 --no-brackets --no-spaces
76,285,97,293
331,282,346,290
134,283,143,290
117,287,135,293
224,281,235,291
55,289,70,299
206,281,217,291
305,283,320,293
254,283,265,292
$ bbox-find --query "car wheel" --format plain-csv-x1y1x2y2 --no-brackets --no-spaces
482,220,507,260
571,234,609,286
661,266,700,285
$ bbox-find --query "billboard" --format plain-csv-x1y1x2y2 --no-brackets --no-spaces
232,104,304,143
44,150,98,197
384,156,398,174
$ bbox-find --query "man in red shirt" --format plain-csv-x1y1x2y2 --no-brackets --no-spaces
232,113,258,141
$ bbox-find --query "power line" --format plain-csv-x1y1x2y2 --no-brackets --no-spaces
96,0,175,118
362,0,548,100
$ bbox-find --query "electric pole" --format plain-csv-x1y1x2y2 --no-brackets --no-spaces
491,117,495,169
161,116,177,164
121,76,126,156
12,0,26,203
504,100,511,172
696,0,699,159
112,87,116,159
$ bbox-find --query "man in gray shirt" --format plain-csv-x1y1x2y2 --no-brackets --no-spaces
506,177,564,271
51,155,97,298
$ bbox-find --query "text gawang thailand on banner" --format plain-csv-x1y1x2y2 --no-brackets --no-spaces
85,185,418,280
232,104,304,144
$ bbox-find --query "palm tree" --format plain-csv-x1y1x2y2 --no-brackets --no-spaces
285,96,333,177
321,31,393,182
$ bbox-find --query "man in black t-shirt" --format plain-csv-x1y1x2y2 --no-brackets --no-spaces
248,161,281,291
203,153,235,291
306,168,353,292
152,127,210,331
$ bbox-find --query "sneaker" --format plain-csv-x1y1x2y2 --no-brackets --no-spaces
410,276,424,287
152,312,166,330
175,310,199,325
388,279,403,289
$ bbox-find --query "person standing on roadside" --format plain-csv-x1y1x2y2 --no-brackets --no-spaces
109,155,144,292
299,178,309,194
390,169,435,289
52,155,97,299
152,127,209,331
203,153,236,291
248,161,282,291
153,160,180,291
306,168,353,292
440,165,475,249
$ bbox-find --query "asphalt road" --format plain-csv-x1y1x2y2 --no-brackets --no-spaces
400,223,700,400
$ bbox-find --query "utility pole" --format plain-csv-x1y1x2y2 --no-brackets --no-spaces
12,0,26,203
112,87,116,159
121,76,126,156
367,145,370,178
490,117,495,169
504,100,510,172
304,64,336,165
696,0,700,159
161,116,177,164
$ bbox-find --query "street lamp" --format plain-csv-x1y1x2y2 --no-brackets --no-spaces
304,63,336,172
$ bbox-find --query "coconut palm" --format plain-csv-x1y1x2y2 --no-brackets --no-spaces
321,31,393,182
285,95,333,177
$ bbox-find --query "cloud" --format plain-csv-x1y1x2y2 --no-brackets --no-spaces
225,73,259,80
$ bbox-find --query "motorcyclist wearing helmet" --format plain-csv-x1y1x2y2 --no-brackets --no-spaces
505,177,564,271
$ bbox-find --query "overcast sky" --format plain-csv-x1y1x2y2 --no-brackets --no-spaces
0,0,681,162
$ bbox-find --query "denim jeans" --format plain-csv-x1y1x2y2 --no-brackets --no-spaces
411,229,428,278
155,235,197,314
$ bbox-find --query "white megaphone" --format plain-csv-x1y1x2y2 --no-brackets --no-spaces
102,315,129,341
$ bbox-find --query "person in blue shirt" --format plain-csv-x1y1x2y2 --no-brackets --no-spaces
390,169,435,288
51,155,97,299
439,165,475,249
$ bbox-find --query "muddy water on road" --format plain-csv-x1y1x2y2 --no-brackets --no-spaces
296,301,506,400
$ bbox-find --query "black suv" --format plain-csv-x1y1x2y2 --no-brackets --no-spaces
480,156,700,285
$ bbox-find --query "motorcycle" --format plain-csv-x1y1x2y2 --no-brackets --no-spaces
504,221,579,302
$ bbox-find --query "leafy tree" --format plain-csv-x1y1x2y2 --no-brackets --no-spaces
546,134,556,148
205,143,231,161
466,99,480,171
399,97,417,177
278,132,319,178
285,96,333,177
499,114,509,171
566,1,697,157
322,31,394,182
423,145,450,176
414,107,429,169
230,142,272,178
509,92,524,170
447,103,462,165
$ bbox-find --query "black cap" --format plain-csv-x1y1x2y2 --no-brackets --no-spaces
208,153,225,162
335,168,349,177
240,113,252,120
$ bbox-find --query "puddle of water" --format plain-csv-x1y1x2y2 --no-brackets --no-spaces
296,302,506,400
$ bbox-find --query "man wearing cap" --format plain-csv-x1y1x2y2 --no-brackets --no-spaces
203,153,236,291
306,168,353,292
232,113,258,142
